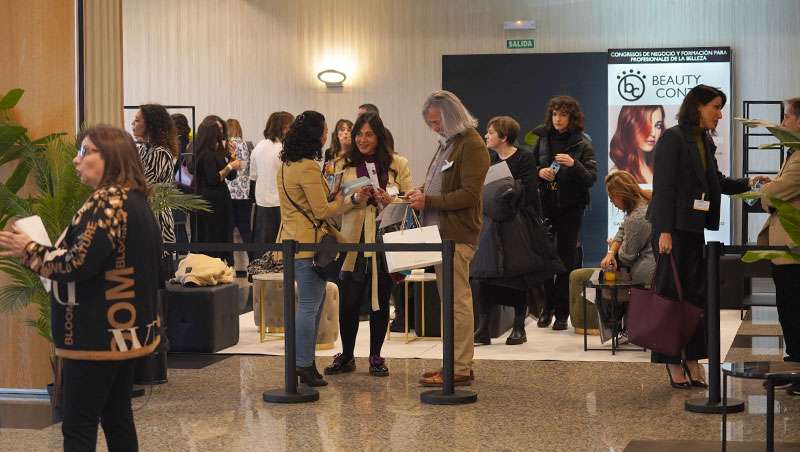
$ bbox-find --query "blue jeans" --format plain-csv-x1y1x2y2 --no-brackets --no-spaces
294,259,326,367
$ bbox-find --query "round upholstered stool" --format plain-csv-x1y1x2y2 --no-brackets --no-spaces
252,273,288,343
316,282,339,350
569,268,600,335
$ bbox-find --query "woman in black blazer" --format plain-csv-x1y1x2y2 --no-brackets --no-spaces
648,85,765,388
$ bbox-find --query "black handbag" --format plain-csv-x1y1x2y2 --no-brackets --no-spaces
281,165,342,281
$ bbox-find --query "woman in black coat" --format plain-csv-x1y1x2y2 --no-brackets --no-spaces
477,116,536,345
193,116,241,263
532,96,597,331
648,84,766,388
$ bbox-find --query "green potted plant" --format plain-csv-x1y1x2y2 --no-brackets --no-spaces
0,89,209,405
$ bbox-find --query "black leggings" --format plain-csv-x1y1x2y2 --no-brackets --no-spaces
339,267,394,359
61,358,137,452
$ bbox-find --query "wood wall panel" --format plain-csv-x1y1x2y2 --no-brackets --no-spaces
123,0,800,238
84,0,124,127
0,0,76,389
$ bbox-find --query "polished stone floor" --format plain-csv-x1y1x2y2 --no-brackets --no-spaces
1,307,798,451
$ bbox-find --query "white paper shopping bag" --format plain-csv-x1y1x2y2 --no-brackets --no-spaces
382,225,442,273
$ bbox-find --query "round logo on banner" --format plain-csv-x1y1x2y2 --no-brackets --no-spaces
617,70,646,101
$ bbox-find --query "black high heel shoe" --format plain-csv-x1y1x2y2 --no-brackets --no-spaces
666,364,691,389
682,363,708,388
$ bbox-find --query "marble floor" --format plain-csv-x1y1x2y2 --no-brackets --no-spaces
1,308,798,451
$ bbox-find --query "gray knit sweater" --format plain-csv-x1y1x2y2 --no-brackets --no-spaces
613,203,656,284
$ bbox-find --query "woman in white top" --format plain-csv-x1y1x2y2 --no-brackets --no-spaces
251,111,294,245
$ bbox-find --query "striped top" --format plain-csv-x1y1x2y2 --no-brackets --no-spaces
136,142,176,244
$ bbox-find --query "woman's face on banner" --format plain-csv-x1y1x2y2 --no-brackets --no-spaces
637,108,664,152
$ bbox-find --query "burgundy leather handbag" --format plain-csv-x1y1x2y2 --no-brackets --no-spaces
626,254,704,356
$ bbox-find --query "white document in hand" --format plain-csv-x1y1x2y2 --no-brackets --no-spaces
484,160,513,185
14,216,53,291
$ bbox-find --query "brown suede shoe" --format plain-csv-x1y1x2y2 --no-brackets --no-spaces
419,371,472,387
421,369,475,380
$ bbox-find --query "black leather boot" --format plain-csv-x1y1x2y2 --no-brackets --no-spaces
506,312,527,345
537,308,553,328
297,366,328,387
473,315,491,346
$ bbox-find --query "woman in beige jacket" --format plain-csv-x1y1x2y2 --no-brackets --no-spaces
324,113,413,377
277,111,355,387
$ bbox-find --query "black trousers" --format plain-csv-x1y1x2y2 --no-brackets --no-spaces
253,205,281,246
61,358,137,452
231,199,253,260
773,263,800,362
650,230,708,364
231,199,253,242
543,206,584,319
339,266,393,358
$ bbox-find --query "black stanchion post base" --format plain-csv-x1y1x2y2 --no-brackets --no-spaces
420,389,478,405
263,388,319,404
685,397,744,414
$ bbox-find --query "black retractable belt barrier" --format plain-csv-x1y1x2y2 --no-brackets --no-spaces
685,242,744,414
263,240,319,403
166,239,479,405
683,243,789,415
421,239,478,405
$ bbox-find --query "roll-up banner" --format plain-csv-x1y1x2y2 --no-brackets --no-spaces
606,47,732,244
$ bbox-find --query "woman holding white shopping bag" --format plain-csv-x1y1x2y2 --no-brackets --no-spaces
323,113,413,377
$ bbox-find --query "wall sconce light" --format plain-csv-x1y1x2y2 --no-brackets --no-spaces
317,69,347,88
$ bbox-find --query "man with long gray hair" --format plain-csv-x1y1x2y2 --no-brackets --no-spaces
408,90,489,386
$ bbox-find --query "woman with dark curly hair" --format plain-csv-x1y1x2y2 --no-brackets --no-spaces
277,111,349,386
531,95,597,331
609,105,666,184
193,115,241,263
131,103,178,245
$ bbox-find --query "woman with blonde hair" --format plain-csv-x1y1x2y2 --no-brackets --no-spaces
601,170,655,285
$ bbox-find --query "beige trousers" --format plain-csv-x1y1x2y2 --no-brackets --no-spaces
435,243,476,377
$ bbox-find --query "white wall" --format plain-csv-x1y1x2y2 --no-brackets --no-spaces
123,0,800,239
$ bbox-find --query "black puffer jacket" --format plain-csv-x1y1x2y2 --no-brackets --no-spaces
531,125,597,210
470,177,564,288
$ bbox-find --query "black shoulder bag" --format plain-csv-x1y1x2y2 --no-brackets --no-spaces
281,165,342,281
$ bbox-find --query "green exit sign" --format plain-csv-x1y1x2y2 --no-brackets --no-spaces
507,39,534,49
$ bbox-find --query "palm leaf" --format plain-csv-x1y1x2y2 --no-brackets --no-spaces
769,197,800,245
742,250,800,263
150,183,211,214
736,117,800,151
0,89,24,111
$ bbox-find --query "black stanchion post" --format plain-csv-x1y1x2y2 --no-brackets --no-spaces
685,241,743,414
263,240,319,404
421,240,477,405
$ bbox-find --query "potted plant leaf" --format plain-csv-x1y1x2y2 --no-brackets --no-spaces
0,89,209,410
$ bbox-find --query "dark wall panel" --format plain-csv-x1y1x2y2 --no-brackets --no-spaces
443,52,608,265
